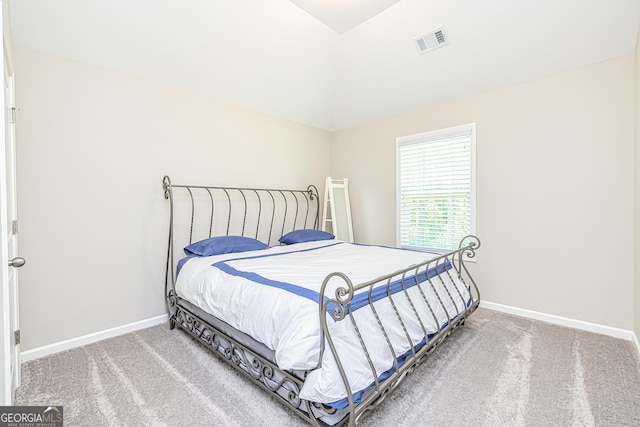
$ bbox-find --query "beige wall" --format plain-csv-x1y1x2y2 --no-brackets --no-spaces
14,47,332,351
332,55,635,330
14,44,639,350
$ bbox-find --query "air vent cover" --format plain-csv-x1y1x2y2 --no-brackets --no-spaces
414,27,449,54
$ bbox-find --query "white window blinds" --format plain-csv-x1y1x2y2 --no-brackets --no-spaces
396,123,475,252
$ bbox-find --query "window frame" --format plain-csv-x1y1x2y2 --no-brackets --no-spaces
395,122,476,253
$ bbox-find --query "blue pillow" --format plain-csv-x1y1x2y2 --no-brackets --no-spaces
184,235,268,257
279,229,335,245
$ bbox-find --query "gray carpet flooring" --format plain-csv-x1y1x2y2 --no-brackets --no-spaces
15,308,640,426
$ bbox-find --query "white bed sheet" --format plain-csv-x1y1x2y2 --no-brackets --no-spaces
175,240,470,404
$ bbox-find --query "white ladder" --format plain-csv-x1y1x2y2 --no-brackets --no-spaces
322,177,354,243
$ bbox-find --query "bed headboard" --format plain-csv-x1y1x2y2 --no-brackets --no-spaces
163,175,320,299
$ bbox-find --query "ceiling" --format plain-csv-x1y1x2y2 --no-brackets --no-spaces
8,0,640,132
289,0,402,34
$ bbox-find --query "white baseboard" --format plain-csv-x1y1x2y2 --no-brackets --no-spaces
21,314,169,362
480,301,635,342
19,305,640,362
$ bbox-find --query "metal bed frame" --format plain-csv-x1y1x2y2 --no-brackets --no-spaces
163,175,481,426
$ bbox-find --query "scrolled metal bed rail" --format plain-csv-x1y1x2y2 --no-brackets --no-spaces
318,236,481,426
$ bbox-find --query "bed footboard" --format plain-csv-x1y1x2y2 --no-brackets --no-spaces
318,236,481,426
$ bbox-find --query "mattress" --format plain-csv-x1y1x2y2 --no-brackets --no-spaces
175,240,470,405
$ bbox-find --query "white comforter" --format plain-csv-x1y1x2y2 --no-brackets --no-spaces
175,240,470,404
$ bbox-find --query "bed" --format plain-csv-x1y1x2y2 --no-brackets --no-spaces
162,175,481,426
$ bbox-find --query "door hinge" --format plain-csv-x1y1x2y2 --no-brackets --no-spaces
9,107,20,124
14,330,20,345
11,220,18,235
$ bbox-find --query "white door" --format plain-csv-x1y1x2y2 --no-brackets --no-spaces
0,1,21,404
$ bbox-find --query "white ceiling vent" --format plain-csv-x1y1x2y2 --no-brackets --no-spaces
414,27,449,54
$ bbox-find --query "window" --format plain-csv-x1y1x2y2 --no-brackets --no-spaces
396,123,476,252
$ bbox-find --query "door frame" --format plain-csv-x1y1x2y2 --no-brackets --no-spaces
0,0,18,404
